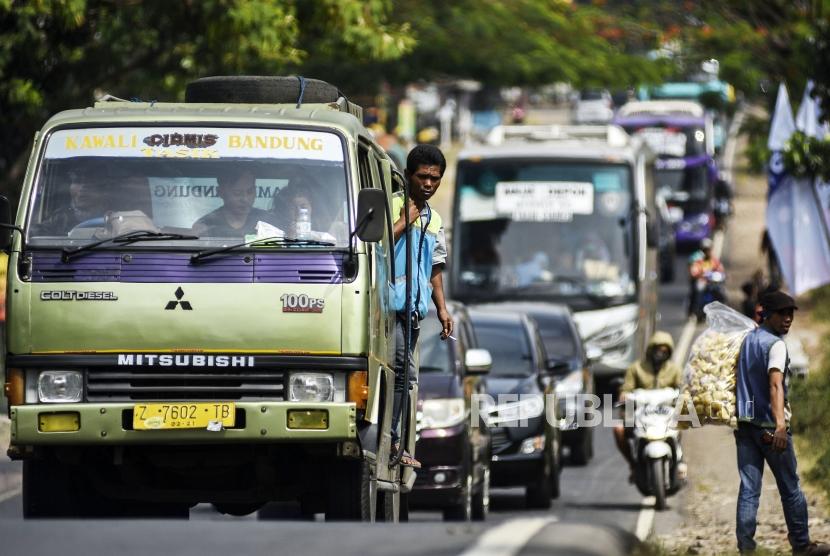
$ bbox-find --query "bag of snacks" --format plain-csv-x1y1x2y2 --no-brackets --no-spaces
680,302,758,427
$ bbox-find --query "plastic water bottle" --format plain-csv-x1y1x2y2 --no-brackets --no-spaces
295,206,311,239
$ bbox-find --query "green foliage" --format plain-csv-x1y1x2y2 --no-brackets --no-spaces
0,0,411,198
782,131,830,182
790,354,830,497
740,115,771,174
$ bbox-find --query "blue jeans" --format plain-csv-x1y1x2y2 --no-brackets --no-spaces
391,315,419,445
734,423,810,552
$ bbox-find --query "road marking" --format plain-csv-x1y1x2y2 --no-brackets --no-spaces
458,516,558,556
635,496,657,541
673,316,698,367
0,486,21,504
721,110,745,184
712,229,725,260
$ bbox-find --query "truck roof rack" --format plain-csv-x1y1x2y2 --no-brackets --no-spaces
485,124,630,148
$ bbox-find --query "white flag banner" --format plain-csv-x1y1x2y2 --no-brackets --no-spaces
767,175,830,295
795,80,830,139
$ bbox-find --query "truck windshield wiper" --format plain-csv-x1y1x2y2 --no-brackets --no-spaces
62,230,199,263
190,236,335,264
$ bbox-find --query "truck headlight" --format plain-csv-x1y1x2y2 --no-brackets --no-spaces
38,371,83,403
420,398,466,429
288,372,344,402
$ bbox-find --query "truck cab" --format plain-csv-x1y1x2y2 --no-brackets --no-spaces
1,76,412,520
449,124,659,377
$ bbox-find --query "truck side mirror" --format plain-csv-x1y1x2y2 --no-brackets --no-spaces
546,359,570,376
355,189,386,243
465,348,492,375
0,195,14,251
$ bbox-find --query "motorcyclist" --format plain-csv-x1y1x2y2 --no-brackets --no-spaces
687,237,725,316
613,331,684,480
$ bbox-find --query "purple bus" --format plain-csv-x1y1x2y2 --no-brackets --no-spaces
614,111,720,246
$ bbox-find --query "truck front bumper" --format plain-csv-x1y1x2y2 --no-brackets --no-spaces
10,402,357,446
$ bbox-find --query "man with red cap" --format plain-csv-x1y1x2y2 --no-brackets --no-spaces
734,290,829,555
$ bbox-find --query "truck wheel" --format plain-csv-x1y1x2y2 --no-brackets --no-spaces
443,472,472,522
375,490,399,522
326,459,374,522
471,467,490,521
525,456,553,509
23,458,81,518
399,493,409,522
185,76,341,104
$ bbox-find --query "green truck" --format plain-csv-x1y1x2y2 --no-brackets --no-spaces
1,76,412,520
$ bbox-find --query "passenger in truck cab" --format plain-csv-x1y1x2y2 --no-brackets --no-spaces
271,180,345,242
192,170,273,237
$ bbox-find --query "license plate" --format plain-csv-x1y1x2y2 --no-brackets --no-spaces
133,402,235,430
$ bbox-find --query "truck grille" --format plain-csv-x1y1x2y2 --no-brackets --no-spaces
86,368,285,402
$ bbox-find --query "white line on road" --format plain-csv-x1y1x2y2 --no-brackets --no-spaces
0,486,21,504
634,497,657,541
458,516,558,556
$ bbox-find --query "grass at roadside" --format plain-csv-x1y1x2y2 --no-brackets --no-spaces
790,286,830,499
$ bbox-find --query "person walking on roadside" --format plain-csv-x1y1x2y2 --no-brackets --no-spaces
735,290,830,555
390,144,453,468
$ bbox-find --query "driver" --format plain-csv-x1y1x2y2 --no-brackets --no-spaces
193,170,273,237
613,331,683,481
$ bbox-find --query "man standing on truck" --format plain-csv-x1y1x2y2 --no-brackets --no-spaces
391,144,453,467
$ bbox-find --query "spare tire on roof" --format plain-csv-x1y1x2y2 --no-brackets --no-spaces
185,76,342,104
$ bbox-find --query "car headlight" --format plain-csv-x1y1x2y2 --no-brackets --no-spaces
555,370,584,396
419,398,466,429
288,372,345,402
586,321,638,351
38,370,83,403
519,435,545,455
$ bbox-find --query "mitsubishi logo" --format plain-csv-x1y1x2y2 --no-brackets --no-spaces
165,287,193,310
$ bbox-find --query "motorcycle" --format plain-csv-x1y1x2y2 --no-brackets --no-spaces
693,269,726,321
624,388,685,510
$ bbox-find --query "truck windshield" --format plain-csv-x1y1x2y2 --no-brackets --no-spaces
27,126,349,248
453,160,635,306
654,163,710,211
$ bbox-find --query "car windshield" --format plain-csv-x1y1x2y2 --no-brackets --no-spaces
655,164,709,204
27,126,350,248
472,320,535,377
419,317,452,374
622,124,706,157
454,160,635,304
527,313,577,359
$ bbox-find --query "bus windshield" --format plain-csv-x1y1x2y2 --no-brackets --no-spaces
453,160,636,306
27,126,350,248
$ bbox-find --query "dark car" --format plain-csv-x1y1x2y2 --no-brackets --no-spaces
409,302,493,522
468,309,562,509
474,302,596,465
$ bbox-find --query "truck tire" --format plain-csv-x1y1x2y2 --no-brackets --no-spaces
23,458,82,518
185,76,341,105
325,459,374,521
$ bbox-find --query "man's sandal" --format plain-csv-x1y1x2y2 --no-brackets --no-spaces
392,443,422,469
